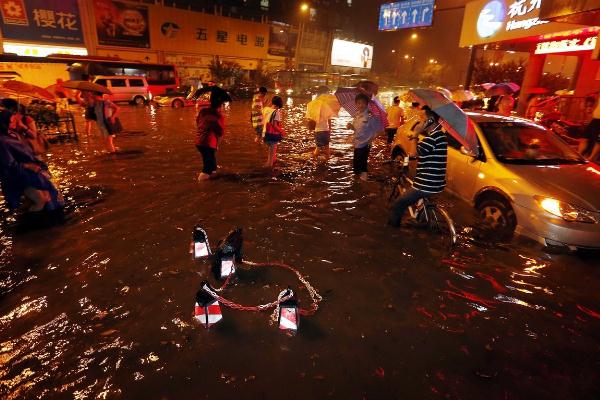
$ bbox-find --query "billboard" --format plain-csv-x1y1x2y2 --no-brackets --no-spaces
0,0,83,44
330,39,373,69
379,0,435,31
268,23,298,57
94,0,150,48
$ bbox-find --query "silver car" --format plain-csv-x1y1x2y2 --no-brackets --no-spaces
391,112,600,250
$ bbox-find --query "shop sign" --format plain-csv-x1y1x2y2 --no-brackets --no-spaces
3,41,87,57
94,0,150,48
0,0,83,44
460,0,587,47
535,36,597,54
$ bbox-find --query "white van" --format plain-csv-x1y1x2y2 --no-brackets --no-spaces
92,75,150,105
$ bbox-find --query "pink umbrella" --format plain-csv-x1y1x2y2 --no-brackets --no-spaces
334,87,388,127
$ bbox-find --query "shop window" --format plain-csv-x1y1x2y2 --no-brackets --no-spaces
237,34,248,45
216,30,228,43
255,36,265,47
110,79,126,87
196,28,207,41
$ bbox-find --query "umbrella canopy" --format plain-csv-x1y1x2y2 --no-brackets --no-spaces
409,88,478,153
480,83,495,90
487,82,520,96
195,86,232,105
451,89,475,102
61,80,112,94
308,93,341,116
334,87,388,127
436,87,453,99
1,80,55,102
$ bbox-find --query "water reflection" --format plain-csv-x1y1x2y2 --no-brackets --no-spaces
0,102,597,399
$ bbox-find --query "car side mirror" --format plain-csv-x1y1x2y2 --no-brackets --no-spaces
460,146,479,158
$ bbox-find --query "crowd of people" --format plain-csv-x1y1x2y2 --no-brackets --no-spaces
191,81,449,228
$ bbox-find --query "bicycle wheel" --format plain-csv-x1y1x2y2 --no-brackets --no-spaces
416,205,457,246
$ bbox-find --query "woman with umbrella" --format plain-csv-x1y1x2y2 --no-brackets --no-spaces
195,86,230,181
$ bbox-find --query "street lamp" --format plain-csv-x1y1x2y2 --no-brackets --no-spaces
300,3,309,12
296,3,310,69
411,33,418,40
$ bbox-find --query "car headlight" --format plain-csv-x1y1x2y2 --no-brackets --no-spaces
535,196,597,223
286,88,293,95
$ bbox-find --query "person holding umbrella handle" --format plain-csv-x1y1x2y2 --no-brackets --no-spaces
388,107,448,227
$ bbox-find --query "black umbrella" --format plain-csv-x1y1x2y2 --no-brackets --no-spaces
194,86,232,106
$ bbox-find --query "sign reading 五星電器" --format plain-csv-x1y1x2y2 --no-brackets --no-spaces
378,0,435,31
0,0,83,44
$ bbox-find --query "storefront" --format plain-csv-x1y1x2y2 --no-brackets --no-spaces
460,0,600,118
0,0,88,57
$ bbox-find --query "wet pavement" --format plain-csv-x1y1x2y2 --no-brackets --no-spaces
1,101,599,399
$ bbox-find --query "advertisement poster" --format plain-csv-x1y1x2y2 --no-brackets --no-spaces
379,0,435,31
268,23,297,57
330,39,373,69
94,0,150,48
0,0,83,44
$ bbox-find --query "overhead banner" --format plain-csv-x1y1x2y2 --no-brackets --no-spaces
379,0,435,31
331,39,373,69
0,0,83,44
460,0,588,47
94,0,150,48
268,23,297,57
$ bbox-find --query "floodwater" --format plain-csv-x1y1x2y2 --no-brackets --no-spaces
1,101,598,400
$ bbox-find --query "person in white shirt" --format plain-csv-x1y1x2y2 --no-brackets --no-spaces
306,86,336,160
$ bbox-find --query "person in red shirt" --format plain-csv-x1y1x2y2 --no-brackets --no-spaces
195,98,225,181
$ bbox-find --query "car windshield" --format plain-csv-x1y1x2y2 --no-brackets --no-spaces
478,121,586,165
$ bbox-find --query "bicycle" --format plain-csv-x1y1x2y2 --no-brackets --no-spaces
386,156,457,246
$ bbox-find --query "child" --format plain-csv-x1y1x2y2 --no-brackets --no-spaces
385,96,404,144
251,86,267,143
306,86,335,161
263,96,285,168
195,98,225,181
346,93,382,181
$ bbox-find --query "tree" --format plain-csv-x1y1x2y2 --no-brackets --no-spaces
208,60,243,85
418,63,447,86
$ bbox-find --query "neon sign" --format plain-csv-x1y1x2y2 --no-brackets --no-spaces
535,36,597,55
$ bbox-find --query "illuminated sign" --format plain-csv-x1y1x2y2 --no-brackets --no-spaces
2,41,87,57
331,39,373,69
535,36,597,54
378,0,435,31
460,0,585,47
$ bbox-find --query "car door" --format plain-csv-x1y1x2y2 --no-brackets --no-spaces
109,78,127,102
445,133,483,201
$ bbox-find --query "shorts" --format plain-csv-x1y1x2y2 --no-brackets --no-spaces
254,125,263,136
584,119,600,142
264,133,282,145
385,128,397,144
85,106,96,121
315,131,330,148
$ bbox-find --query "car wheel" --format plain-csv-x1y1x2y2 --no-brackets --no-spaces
172,99,184,108
133,96,145,106
477,198,516,239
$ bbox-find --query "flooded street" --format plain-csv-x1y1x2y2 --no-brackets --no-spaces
1,101,598,399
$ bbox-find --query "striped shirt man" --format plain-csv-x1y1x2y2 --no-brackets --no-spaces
413,129,447,194
251,93,264,133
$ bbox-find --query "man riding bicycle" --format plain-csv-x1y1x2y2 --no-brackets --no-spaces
388,106,448,227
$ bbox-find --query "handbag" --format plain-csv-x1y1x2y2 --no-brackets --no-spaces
264,109,282,142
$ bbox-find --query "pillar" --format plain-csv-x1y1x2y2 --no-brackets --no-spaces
516,52,546,116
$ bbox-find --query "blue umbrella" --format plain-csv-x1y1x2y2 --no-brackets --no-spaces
409,88,478,153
